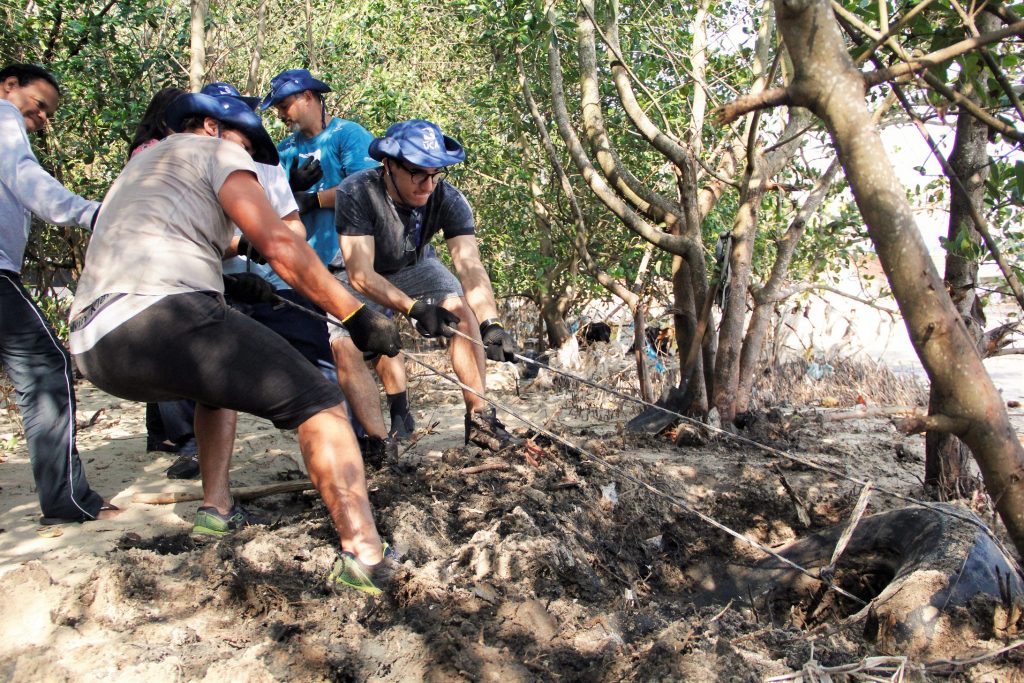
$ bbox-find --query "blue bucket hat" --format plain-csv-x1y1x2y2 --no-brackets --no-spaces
368,119,466,167
259,68,331,110
164,92,279,165
200,82,260,110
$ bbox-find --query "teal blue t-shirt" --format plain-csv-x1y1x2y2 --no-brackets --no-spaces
271,117,378,288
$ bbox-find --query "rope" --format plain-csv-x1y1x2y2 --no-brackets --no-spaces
398,347,868,605
269,295,1017,597
448,327,1010,550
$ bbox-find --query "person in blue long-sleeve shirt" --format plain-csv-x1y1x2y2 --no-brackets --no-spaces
0,63,119,523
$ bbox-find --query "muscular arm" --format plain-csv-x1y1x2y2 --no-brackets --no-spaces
447,234,499,322
340,234,415,313
225,210,305,257
219,171,361,320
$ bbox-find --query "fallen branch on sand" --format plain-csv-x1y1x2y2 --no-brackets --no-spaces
131,480,314,505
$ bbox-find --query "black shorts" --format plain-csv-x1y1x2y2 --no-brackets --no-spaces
74,292,342,429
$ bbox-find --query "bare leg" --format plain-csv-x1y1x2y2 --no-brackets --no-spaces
374,354,407,395
331,337,388,438
442,295,487,413
195,404,237,514
298,404,382,564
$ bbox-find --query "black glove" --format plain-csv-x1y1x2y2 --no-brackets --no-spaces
343,305,401,357
294,190,320,214
223,273,277,304
408,300,460,338
480,319,518,362
236,235,267,264
289,156,323,192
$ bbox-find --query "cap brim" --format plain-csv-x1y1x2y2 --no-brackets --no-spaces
368,134,465,167
259,79,332,110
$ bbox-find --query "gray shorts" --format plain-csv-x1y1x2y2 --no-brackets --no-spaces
74,292,343,430
328,256,463,342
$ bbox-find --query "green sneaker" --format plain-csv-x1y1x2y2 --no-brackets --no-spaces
192,502,263,539
328,550,397,596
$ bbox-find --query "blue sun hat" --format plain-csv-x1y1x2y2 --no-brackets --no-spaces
200,82,260,110
368,119,466,167
164,92,279,165
259,68,331,110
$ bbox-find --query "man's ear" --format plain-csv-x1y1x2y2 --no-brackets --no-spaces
0,76,18,94
202,116,220,136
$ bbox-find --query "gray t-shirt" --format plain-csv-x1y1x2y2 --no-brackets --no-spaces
334,167,474,275
69,134,257,353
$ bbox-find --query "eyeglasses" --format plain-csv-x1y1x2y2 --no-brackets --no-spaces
394,160,448,185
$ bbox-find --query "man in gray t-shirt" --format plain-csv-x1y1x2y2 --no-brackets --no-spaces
331,119,519,451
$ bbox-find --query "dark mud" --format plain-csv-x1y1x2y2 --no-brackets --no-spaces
1,392,1022,681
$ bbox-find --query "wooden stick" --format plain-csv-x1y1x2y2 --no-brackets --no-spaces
773,464,812,528
821,405,923,421
458,462,510,476
131,480,315,505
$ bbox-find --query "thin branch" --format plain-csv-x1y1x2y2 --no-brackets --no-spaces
862,21,1024,87
889,80,1024,309
714,86,790,125
947,0,1024,123
988,346,1024,357
896,414,972,435
851,0,942,64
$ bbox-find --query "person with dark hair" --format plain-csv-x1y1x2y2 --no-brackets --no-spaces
330,119,520,451
262,68,414,460
68,92,402,594
128,86,187,157
0,62,119,524
124,86,203,476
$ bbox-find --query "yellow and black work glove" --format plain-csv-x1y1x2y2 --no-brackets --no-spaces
342,305,401,357
480,319,518,363
407,300,460,338
223,273,276,304
289,156,322,192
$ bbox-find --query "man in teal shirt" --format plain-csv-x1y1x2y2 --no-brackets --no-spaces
261,69,415,459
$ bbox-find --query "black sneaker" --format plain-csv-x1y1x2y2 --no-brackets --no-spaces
359,435,399,470
465,408,519,451
389,410,416,441
165,438,200,479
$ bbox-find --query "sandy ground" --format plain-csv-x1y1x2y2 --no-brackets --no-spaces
1,345,1022,682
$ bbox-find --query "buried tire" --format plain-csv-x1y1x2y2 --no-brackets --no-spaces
697,503,1024,658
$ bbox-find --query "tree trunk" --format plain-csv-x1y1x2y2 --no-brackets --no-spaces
736,160,839,413
775,0,1024,557
188,0,207,93
244,0,267,97
925,15,994,496
304,0,317,73
633,307,653,403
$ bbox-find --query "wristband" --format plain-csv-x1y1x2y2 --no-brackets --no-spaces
407,301,417,316
341,304,364,324
479,318,503,330
313,191,321,209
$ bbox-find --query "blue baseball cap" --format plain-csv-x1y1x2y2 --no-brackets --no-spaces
259,68,331,110
368,119,465,167
165,93,279,165
200,82,260,110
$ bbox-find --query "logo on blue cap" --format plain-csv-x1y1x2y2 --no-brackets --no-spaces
368,120,465,168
